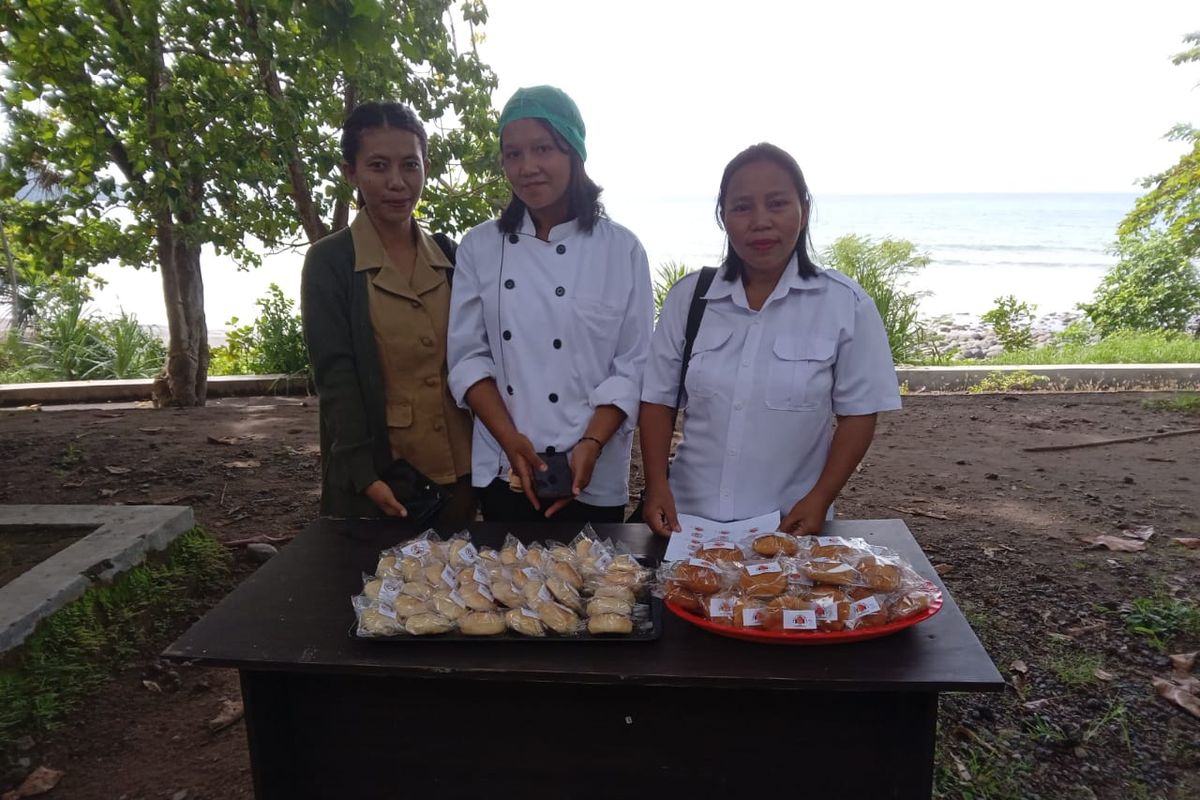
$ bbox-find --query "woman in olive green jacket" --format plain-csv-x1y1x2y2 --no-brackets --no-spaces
301,102,474,527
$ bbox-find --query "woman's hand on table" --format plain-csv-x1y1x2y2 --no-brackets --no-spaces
364,480,408,518
643,482,681,537
500,431,547,510
780,489,833,535
543,438,602,517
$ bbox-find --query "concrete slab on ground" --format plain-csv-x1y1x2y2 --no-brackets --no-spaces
0,504,194,653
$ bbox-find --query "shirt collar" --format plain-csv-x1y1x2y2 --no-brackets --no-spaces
516,209,580,242
351,212,451,273
702,255,825,310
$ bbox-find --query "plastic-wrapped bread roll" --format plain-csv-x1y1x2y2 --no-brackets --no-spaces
856,556,902,592
738,561,788,596
391,594,429,618
749,533,798,557
550,560,584,591
500,534,528,566
448,537,480,568
524,545,546,569
363,578,383,602
522,579,549,607
505,607,547,637
587,613,633,635
458,582,497,612
602,555,648,589
535,600,582,634
546,575,584,613
803,559,858,587
732,597,767,629
376,555,402,578
695,543,745,563
491,580,524,609
591,584,636,605
548,545,576,564
429,590,468,621
459,611,506,636
399,581,433,601
358,606,403,636
399,555,425,582
676,559,724,595
404,612,455,636
664,584,704,615
422,560,449,587
478,547,501,565
586,596,633,617
512,566,538,590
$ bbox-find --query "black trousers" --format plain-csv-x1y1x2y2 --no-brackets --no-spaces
479,479,625,525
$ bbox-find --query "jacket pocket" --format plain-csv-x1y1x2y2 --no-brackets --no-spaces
386,401,414,428
684,322,735,400
571,299,624,388
764,335,836,411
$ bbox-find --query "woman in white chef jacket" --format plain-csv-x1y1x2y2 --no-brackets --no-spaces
640,143,901,536
448,85,653,523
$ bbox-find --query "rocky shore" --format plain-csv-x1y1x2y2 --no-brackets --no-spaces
925,311,1083,360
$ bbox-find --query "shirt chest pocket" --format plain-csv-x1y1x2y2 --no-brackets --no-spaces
765,335,837,411
570,299,623,385
685,323,735,400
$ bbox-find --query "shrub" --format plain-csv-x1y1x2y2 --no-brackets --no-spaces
653,260,690,318
87,312,166,379
822,235,931,364
209,284,307,375
981,295,1036,352
1078,233,1200,336
968,370,1050,393
26,280,100,381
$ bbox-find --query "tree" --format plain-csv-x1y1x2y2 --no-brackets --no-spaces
1119,32,1200,259
1078,232,1200,336
0,0,504,405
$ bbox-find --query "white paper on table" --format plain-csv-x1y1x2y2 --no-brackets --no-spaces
664,511,783,562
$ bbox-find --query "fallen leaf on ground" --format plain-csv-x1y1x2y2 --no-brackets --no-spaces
1170,538,1200,550
1122,525,1155,541
983,547,997,558
103,466,132,475
1085,535,1146,552
98,488,119,498
138,427,163,434
1010,660,1028,674
142,680,162,693
222,460,260,469
1152,676,1200,719
1066,621,1105,637
8,766,64,797
209,699,244,732
934,563,954,575
1169,652,1197,674
1094,669,1114,682
207,435,238,446
949,750,971,783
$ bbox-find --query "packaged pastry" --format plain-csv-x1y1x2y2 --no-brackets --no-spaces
398,555,425,582
423,560,451,588
802,558,859,587
490,580,525,609
505,607,546,637
549,559,584,591
702,590,738,626
664,584,704,615
748,533,799,557
478,547,501,565
535,600,582,635
458,564,493,587
672,558,725,595
845,594,889,629
546,575,584,613
376,554,403,579
458,581,497,612
732,597,767,629
586,596,633,617
499,533,529,566
363,576,402,605
737,560,788,597
399,581,434,601
429,589,469,621
890,589,935,620
404,612,455,636
397,530,441,562
447,531,480,568
523,579,552,608
854,555,903,592
512,565,539,590
591,584,637,605
694,541,745,563
760,595,818,631
524,543,547,570
588,613,634,635
599,553,650,590
459,611,506,636
356,602,403,636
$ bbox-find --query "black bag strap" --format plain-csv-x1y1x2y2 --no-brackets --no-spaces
671,266,718,423
432,233,457,285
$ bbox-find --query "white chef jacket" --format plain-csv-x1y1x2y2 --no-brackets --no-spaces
641,258,902,522
448,212,653,506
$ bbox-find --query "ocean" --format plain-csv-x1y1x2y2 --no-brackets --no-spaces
86,192,1138,339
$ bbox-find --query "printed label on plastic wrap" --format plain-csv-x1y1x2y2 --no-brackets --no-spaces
709,596,735,618
377,603,398,620
522,567,539,580
520,607,539,619
687,558,719,572
706,540,738,550
816,536,844,547
849,595,882,621
537,585,553,604
440,564,457,589
783,609,818,630
458,543,479,564
745,562,783,576
378,578,402,605
401,540,432,558
515,541,528,559
813,600,838,621
741,607,764,627
593,553,613,573
476,583,495,602
472,565,490,585
448,590,467,609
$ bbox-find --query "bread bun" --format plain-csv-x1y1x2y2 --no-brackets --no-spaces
665,584,704,615
505,607,546,637
403,612,454,636
677,559,723,594
459,611,506,636
750,533,798,557
695,543,745,563
587,613,634,635
738,561,787,596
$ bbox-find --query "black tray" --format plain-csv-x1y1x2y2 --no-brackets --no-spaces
349,596,662,643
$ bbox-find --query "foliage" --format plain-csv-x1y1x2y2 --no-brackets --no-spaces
209,284,307,375
1118,592,1200,652
26,279,98,381
1141,392,1200,414
1046,644,1104,689
89,312,167,379
1078,232,1200,336
980,295,1036,352
0,528,230,751
822,235,931,364
652,260,690,318
1118,32,1200,259
967,370,1050,393
972,328,1200,366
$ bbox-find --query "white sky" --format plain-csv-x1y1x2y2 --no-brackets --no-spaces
481,0,1198,196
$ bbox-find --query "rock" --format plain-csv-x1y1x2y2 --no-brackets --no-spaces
246,543,278,562
985,345,1004,357
985,473,999,480
172,790,192,800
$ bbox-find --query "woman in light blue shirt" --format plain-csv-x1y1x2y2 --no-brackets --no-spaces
639,143,901,536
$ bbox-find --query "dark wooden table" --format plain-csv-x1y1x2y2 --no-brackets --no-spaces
164,519,1002,799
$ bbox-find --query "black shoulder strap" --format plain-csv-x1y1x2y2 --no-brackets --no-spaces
432,233,457,286
671,266,718,417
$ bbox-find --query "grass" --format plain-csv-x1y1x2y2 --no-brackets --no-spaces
967,370,1050,394
1142,393,1200,415
935,739,1031,800
1117,592,1200,652
0,528,230,753
976,330,1200,365
1047,645,1105,689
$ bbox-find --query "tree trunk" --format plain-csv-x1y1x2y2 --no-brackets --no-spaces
152,213,208,407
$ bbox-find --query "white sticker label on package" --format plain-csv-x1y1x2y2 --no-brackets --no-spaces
593,553,613,573
515,541,528,559
377,603,398,620
707,540,738,550
745,562,783,576
816,536,844,547
709,597,735,618
476,583,495,602
687,558,718,572
520,607,539,619
849,595,883,621
783,609,818,630
741,607,764,627
472,565,490,585
537,585,553,603
449,590,467,609
440,564,457,589
457,543,479,564
401,540,432,558
378,578,402,604
813,600,838,621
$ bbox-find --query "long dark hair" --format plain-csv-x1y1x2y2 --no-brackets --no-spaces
341,101,428,164
497,119,604,235
715,143,819,282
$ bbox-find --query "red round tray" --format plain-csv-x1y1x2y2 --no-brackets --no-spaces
665,588,943,645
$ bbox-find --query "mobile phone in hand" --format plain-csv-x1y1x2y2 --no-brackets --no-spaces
533,450,573,500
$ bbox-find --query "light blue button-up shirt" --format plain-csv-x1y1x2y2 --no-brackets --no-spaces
448,213,653,506
641,258,902,522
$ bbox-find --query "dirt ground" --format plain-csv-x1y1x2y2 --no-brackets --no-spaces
1,392,1198,799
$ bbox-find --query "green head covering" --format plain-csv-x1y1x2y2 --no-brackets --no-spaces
499,85,587,161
